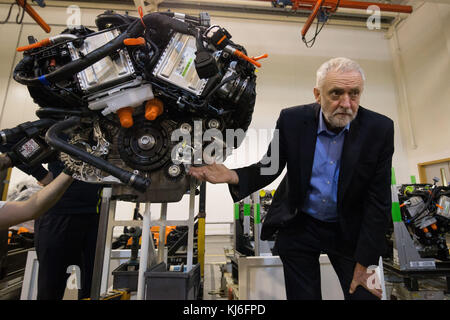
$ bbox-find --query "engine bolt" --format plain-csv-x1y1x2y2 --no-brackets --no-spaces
168,164,181,177
138,135,156,150
208,119,220,129
180,123,192,134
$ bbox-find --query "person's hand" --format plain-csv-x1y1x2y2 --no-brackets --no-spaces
38,171,54,186
187,163,239,185
0,153,12,171
349,262,382,299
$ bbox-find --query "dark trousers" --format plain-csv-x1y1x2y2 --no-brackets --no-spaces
275,213,379,300
34,214,99,300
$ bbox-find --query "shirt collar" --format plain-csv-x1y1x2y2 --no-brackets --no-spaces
318,109,351,136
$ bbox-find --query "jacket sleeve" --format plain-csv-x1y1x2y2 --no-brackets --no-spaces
228,110,288,202
354,119,394,267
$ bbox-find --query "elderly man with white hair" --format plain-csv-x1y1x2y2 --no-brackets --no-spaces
188,57,394,300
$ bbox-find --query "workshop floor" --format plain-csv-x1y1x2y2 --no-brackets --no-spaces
203,235,233,300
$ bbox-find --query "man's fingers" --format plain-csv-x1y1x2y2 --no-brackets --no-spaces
349,279,358,294
363,283,383,299
188,167,213,183
372,288,382,299
350,279,383,299
188,168,204,180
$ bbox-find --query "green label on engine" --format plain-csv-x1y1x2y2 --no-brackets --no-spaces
254,204,261,224
410,175,417,184
391,167,396,186
392,202,402,222
243,204,251,217
234,203,240,220
182,58,193,77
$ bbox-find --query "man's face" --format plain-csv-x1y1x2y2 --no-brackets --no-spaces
314,70,363,129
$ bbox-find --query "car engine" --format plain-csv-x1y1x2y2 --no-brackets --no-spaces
4,11,260,203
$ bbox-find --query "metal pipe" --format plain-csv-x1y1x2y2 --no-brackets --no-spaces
16,0,51,33
301,0,324,39
45,116,151,191
387,18,417,150
137,202,152,300
186,179,196,272
198,182,206,277
90,187,112,300
254,0,413,13
158,203,168,263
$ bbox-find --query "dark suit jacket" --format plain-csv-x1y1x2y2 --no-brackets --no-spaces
228,103,394,267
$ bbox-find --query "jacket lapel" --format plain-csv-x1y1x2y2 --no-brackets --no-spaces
297,104,320,201
337,107,364,206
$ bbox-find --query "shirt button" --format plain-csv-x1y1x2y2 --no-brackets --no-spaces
333,141,337,144
327,181,331,185
330,161,334,164
322,199,326,203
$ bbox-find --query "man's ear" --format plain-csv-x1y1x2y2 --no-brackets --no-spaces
313,87,321,104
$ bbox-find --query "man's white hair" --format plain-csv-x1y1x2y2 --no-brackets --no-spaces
315,57,366,89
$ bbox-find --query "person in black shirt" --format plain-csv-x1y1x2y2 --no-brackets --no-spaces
0,148,102,300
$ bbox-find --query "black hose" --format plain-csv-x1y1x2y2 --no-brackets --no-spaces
45,117,150,192
158,11,201,25
13,13,194,87
12,54,35,84
95,12,138,30
13,19,141,86
0,118,56,144
142,13,192,35
36,107,93,119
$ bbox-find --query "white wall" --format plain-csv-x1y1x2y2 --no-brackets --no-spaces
0,3,411,234
389,2,450,182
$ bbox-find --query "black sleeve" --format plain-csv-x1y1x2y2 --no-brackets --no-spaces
354,119,394,267
228,110,287,202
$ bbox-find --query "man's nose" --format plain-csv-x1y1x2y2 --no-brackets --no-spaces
340,93,351,108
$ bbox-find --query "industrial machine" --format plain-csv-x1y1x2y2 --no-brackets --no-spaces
2,10,261,300
397,181,450,261
387,179,450,263
234,190,276,257
383,171,450,298
2,10,260,203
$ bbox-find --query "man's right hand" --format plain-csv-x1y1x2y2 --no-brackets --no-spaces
188,163,239,185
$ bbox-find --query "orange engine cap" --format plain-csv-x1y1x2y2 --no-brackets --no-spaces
145,98,164,121
123,37,146,46
117,107,134,128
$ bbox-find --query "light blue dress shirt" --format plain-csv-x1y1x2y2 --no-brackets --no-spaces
301,110,350,222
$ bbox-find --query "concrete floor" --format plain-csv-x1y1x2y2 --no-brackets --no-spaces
203,235,233,300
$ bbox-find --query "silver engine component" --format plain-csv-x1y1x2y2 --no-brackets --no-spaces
153,33,208,96
437,196,450,219
67,29,135,93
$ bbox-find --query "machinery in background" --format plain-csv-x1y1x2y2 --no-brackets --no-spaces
398,181,450,261
111,222,199,271
0,168,36,300
0,227,34,300
386,178,450,263
219,188,282,299
234,189,276,257
269,0,413,47
382,170,450,298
